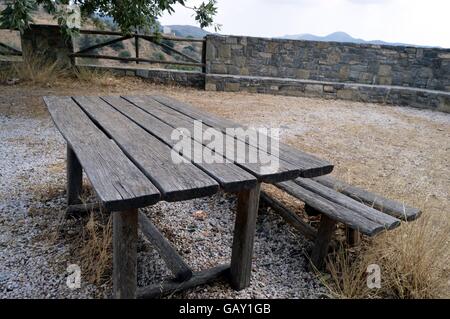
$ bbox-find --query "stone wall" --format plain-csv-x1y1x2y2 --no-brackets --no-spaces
80,65,205,88
205,35,450,92
135,68,204,88
206,74,450,113
21,24,74,67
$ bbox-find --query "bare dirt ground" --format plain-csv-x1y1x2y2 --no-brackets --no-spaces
1,77,449,298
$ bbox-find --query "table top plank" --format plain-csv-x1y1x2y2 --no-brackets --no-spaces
43,96,161,211
152,95,333,177
45,94,334,210
73,96,219,202
123,95,301,183
100,96,257,192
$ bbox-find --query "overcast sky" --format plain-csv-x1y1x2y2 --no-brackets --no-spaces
159,0,450,48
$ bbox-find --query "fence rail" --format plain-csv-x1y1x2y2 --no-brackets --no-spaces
72,30,206,71
0,26,206,71
0,42,22,56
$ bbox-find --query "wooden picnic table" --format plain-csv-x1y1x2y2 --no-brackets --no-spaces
43,95,333,299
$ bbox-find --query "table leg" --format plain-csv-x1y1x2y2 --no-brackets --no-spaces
113,208,138,299
310,214,337,270
67,144,82,205
230,183,261,290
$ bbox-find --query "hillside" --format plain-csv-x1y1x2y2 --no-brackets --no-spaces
281,31,430,47
0,6,203,68
164,25,209,38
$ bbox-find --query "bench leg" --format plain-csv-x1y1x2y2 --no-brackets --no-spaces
345,226,361,247
310,215,337,270
230,183,261,290
113,208,138,299
67,145,82,205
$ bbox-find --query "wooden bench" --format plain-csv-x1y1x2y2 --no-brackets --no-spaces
262,175,422,269
44,95,333,298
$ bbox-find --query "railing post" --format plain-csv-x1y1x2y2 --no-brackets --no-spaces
202,38,207,74
135,33,139,65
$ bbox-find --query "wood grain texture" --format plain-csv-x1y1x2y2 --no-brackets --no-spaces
137,264,230,299
44,96,160,211
276,180,385,236
73,96,219,202
151,95,334,178
66,144,82,205
101,96,257,193
230,183,261,290
310,214,337,270
345,226,361,247
294,177,401,230
138,212,193,282
123,95,301,183
113,209,138,299
313,175,422,221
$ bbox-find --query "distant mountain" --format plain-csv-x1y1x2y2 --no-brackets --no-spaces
281,31,424,47
164,25,210,38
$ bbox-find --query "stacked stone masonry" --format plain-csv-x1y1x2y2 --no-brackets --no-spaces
205,74,450,113
205,35,450,91
80,65,205,88
204,35,450,112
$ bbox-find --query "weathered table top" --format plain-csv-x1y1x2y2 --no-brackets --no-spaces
44,95,333,211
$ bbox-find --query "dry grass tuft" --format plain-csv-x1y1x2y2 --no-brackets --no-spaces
370,213,449,298
29,182,65,204
2,55,124,88
73,66,117,87
11,54,70,85
0,63,15,83
324,213,450,299
74,211,113,285
317,244,372,299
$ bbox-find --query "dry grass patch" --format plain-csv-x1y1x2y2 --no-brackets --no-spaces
73,66,118,87
262,184,306,213
2,56,138,90
323,213,450,299
369,213,449,298
0,62,15,83
65,182,112,286
11,53,70,86
73,211,113,286
317,244,372,299
30,183,65,204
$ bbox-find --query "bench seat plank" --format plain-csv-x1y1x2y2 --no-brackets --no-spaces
123,95,300,183
73,96,219,202
294,178,401,230
313,176,422,221
44,96,160,211
151,95,334,178
101,96,257,192
276,180,385,236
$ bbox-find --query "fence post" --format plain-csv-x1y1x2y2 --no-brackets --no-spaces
135,32,139,65
202,37,207,74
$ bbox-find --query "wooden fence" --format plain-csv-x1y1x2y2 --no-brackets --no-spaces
0,42,22,57
72,29,206,72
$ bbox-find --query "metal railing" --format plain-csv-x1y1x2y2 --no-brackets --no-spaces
71,29,206,72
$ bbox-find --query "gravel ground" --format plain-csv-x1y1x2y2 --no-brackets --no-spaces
0,78,448,298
